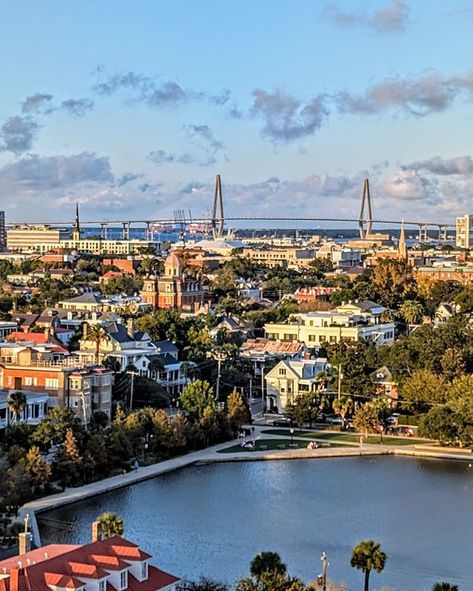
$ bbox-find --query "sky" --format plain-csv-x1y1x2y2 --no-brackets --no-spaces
0,0,472,227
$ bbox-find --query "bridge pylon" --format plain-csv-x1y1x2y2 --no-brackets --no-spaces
358,178,373,239
211,174,225,241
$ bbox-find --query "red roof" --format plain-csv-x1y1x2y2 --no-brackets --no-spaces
0,536,179,591
5,332,69,354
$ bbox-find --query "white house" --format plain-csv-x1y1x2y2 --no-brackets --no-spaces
265,357,328,413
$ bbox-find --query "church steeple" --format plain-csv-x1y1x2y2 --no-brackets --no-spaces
73,203,81,241
398,219,407,260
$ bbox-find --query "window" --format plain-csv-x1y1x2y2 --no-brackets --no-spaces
24,377,33,386
99,581,106,591
101,391,110,403
308,335,316,342
141,561,148,579
45,378,59,389
120,570,128,589
278,368,286,376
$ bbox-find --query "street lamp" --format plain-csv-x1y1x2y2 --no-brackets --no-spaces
290,428,294,445
320,552,328,591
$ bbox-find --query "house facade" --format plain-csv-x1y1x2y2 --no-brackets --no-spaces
265,357,328,413
264,301,395,347
0,344,113,422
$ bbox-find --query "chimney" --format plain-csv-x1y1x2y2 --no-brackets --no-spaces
18,532,32,555
10,567,20,591
91,520,102,542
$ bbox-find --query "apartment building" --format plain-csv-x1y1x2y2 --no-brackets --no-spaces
456,215,473,249
0,210,6,251
6,225,69,252
415,264,473,284
0,344,113,422
264,300,395,346
265,357,328,412
245,246,316,269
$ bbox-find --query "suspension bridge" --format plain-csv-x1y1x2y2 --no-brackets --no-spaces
8,177,455,242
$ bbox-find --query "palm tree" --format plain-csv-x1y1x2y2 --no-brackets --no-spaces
8,391,27,425
96,512,124,538
400,300,423,332
432,583,459,591
148,357,165,380
87,324,109,364
250,551,287,580
332,395,354,428
350,540,387,591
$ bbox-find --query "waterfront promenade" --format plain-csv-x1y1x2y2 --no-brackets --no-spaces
20,426,473,546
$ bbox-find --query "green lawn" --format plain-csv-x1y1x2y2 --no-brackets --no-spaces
218,438,344,454
261,429,427,447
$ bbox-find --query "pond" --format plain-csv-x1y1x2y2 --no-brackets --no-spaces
39,456,473,590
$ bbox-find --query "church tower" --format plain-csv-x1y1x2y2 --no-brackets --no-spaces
398,220,407,261
72,203,81,241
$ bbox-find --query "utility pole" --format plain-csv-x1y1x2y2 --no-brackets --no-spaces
261,363,265,417
214,351,226,401
337,363,343,401
127,370,139,411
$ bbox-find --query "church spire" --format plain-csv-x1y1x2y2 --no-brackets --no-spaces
73,202,81,241
398,219,407,260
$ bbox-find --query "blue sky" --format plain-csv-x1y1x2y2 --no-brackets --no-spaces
0,0,472,226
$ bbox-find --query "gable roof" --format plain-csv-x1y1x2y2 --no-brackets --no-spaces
0,535,179,591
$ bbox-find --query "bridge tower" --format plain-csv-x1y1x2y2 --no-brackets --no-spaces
358,178,373,239
211,174,225,241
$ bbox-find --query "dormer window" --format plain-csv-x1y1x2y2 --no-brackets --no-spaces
120,570,128,589
141,561,148,580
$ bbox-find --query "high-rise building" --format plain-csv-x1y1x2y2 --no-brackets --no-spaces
0,210,6,251
456,215,473,249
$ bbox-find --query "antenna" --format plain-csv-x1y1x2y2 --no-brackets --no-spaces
358,178,373,239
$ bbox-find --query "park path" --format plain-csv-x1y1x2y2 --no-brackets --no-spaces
20,425,473,546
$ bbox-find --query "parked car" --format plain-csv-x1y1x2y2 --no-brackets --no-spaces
326,416,343,425
273,418,292,427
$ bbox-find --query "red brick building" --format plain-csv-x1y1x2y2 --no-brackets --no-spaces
140,252,204,311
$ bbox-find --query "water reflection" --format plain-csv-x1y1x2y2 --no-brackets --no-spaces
40,457,473,591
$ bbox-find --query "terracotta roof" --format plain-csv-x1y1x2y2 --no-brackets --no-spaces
0,536,176,591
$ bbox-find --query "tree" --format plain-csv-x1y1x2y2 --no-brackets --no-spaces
97,512,124,538
180,380,216,418
401,370,449,411
8,391,27,424
57,428,83,486
20,446,51,494
34,407,81,447
432,583,459,591
177,579,229,591
227,389,249,432
371,259,416,308
250,552,287,579
350,540,387,591
400,300,424,330
332,396,353,429
441,348,465,382
86,324,109,363
352,404,379,437
419,406,460,446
